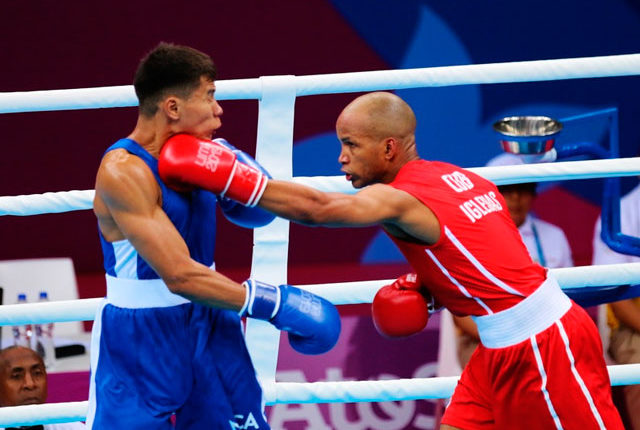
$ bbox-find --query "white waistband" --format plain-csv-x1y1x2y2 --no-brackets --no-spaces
472,275,571,348
106,275,190,308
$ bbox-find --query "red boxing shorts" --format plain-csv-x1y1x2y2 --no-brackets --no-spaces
442,277,623,429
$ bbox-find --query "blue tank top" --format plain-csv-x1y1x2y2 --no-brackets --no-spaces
99,138,217,279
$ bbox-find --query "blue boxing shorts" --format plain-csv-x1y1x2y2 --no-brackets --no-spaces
86,276,269,429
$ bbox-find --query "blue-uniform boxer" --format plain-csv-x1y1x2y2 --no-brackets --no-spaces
88,139,340,429
87,138,270,429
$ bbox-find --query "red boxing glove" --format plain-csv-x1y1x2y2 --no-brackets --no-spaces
372,273,430,338
158,134,268,207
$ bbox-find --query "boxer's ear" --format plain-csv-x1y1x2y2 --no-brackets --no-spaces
163,96,180,120
383,138,398,160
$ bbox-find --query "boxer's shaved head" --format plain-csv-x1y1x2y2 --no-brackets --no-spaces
338,92,416,147
336,92,419,187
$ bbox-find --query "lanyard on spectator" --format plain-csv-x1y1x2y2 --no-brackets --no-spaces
531,220,547,267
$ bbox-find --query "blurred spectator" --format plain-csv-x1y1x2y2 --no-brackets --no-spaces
452,153,573,367
0,346,85,429
592,180,640,430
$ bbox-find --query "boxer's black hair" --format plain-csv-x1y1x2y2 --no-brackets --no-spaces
134,42,217,116
497,182,537,196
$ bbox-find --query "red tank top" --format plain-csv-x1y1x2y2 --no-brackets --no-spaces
388,160,546,316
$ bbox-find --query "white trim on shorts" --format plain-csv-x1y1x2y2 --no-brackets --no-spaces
106,275,190,308
555,320,607,429
530,334,564,429
472,274,571,348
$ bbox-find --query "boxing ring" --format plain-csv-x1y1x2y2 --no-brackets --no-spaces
1,53,640,426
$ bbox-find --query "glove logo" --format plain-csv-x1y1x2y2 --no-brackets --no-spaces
299,290,322,317
405,273,418,283
237,162,254,178
195,142,224,172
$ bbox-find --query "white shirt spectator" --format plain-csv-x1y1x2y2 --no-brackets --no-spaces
593,184,640,265
520,214,573,268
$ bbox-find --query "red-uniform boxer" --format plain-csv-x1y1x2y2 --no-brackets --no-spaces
160,92,624,429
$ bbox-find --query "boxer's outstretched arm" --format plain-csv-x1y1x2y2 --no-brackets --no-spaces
156,133,438,243
260,179,440,243
260,181,402,225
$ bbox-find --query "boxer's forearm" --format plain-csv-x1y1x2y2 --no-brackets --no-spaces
260,180,336,225
167,266,247,311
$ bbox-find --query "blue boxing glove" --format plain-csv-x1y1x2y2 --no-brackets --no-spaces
214,138,276,228
240,280,341,355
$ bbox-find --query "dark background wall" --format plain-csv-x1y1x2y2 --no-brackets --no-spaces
1,0,639,295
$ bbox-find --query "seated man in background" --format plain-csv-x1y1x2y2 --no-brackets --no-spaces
452,153,573,367
0,346,85,430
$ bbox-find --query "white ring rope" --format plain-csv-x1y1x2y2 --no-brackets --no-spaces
0,298,102,325
0,53,638,113
0,190,95,216
0,401,88,427
2,158,640,216
0,364,638,425
0,263,637,325
271,363,640,404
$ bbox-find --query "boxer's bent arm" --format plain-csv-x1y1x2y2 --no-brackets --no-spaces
95,154,245,310
452,315,480,341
